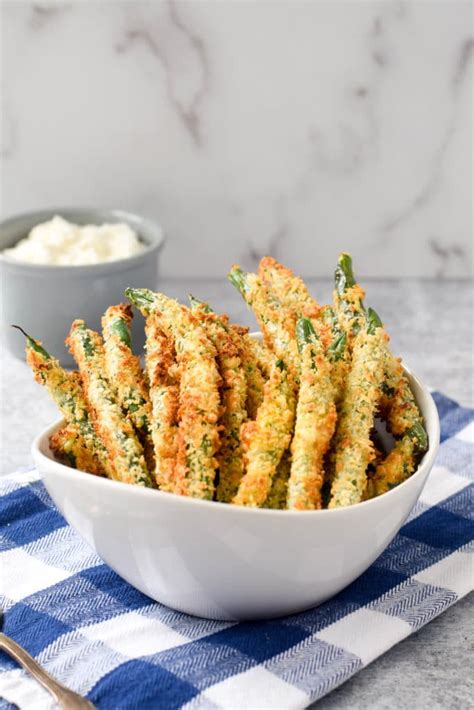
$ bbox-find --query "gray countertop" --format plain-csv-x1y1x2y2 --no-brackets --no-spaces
1,277,472,707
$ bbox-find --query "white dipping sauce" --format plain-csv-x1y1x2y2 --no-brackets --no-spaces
2,215,144,265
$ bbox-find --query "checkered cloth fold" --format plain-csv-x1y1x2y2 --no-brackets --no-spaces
0,391,473,710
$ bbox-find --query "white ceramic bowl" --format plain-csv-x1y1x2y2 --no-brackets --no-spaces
32,363,439,621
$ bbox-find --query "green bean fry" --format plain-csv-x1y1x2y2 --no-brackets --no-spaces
21,252,428,510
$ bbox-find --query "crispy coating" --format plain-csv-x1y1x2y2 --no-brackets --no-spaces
265,450,291,509
258,259,348,419
328,328,387,508
366,437,416,497
381,356,427,440
49,424,105,475
175,313,221,500
67,320,152,487
320,306,351,405
288,339,337,510
246,337,274,379
145,315,181,492
258,256,331,348
192,307,247,503
20,254,424,510
231,326,266,419
333,283,366,345
102,304,152,433
229,266,300,382
233,361,296,507
127,290,221,500
25,339,114,477
375,345,427,491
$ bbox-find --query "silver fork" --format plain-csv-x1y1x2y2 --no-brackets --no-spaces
0,610,96,709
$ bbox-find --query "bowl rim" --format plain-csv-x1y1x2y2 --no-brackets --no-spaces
0,207,165,275
31,364,440,518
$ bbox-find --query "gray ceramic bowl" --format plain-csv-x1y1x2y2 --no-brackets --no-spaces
0,208,164,366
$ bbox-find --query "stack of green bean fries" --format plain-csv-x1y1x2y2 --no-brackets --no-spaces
18,253,428,510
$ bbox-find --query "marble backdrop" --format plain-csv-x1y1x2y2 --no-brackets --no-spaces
1,0,472,278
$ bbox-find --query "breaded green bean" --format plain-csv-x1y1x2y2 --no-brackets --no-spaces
231,326,266,419
333,252,426,446
49,424,105,476
67,320,152,487
370,357,428,495
366,437,417,498
321,306,350,405
102,304,152,436
265,451,291,509
145,315,181,493
332,253,427,489
380,357,428,448
328,309,387,508
15,326,114,477
246,336,274,379
233,360,296,507
258,256,320,315
288,319,337,510
258,256,332,349
257,258,350,406
126,289,221,500
228,265,300,381
190,296,247,503
333,252,367,342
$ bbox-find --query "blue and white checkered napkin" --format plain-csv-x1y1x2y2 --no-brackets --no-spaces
1,391,473,710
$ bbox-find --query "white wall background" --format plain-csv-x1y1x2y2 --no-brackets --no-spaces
1,0,472,278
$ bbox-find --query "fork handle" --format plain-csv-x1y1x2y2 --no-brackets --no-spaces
0,632,95,709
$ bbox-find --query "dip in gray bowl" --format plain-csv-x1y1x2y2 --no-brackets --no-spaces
0,208,164,366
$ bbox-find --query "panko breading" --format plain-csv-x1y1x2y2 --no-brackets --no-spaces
102,305,152,433
20,329,114,477
258,256,331,349
228,266,300,382
331,253,426,495
245,336,274,379
333,253,366,343
191,304,247,503
265,451,291,509
231,326,266,419
368,334,427,494
49,424,105,475
367,437,417,497
380,356,428,448
257,258,351,406
126,289,221,500
233,360,296,507
145,315,181,493
329,323,387,508
288,320,337,510
21,253,426,511
67,320,152,487
320,306,350,406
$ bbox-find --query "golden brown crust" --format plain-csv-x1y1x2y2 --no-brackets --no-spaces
67,320,152,487
145,315,182,493
328,328,387,508
193,309,247,503
156,302,221,500
233,361,296,507
288,342,337,510
50,424,105,476
26,345,116,478
259,257,331,349
265,450,291,509
333,284,366,345
366,437,416,497
230,327,266,419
